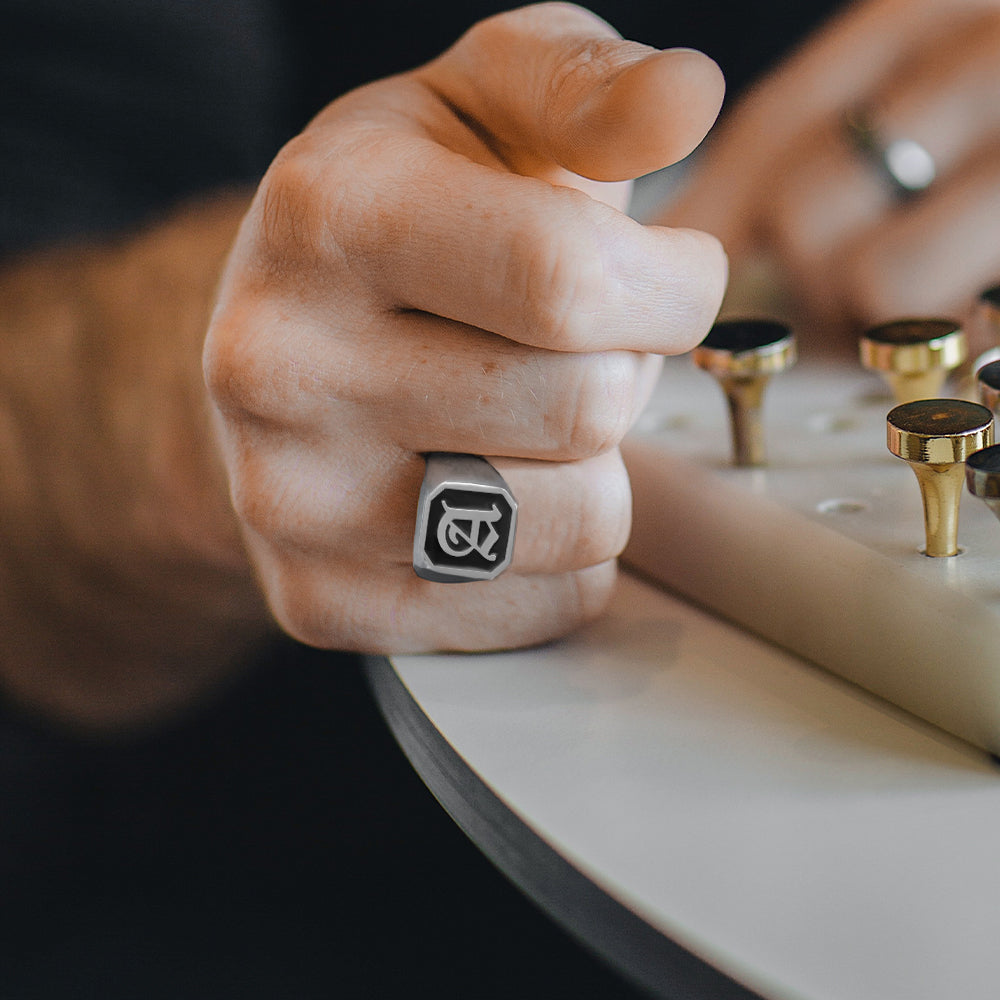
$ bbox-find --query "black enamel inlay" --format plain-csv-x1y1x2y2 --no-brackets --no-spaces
864,318,959,346
699,319,791,354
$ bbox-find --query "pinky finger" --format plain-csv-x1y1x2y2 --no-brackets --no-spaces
256,550,619,655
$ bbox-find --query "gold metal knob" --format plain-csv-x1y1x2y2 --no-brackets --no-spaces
966,444,1000,523
692,319,796,467
860,319,967,404
887,398,994,556
976,359,1000,412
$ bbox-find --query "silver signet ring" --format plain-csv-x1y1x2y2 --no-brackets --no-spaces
413,453,517,583
844,110,936,199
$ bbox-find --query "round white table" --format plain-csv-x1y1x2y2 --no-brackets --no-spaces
368,571,1000,1000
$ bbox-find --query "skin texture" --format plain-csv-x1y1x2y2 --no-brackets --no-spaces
662,0,1000,351
0,4,726,729
204,4,727,658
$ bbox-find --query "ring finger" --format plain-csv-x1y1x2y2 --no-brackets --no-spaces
761,11,1000,298
229,431,632,576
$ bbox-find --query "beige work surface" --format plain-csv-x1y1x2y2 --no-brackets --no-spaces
385,571,1000,1000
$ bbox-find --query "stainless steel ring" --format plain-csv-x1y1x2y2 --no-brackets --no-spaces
845,110,936,199
413,453,517,583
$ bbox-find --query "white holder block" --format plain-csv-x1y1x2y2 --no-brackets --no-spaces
623,356,1000,754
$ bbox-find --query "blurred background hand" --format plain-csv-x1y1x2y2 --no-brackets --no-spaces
659,0,1000,354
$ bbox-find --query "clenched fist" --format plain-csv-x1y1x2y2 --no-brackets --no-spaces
204,3,727,654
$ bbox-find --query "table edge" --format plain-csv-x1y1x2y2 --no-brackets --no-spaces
364,653,764,1000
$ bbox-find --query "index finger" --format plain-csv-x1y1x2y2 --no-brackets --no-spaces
318,126,727,354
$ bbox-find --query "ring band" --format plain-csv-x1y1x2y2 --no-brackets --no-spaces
845,110,936,199
413,453,517,583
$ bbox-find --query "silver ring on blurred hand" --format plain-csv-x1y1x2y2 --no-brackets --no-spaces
845,110,937,200
413,453,517,583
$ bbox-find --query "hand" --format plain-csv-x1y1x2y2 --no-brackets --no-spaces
663,0,1000,350
204,3,727,654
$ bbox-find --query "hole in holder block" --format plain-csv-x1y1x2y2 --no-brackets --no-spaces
816,498,869,515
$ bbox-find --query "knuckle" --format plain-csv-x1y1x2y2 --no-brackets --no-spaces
579,453,632,562
201,319,234,407
561,352,635,458
541,454,631,568
458,3,613,47
238,468,412,650
203,313,276,419
255,135,332,263
569,560,619,623
701,233,730,325
517,197,605,350
228,454,293,543
263,564,336,649
257,552,388,653
548,37,611,97
665,231,728,353
231,444,407,565
452,8,505,54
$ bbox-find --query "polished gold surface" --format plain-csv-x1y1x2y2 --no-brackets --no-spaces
860,319,966,404
976,360,1000,413
693,323,796,467
965,444,1000,525
717,376,768,467
979,381,1000,413
887,399,994,556
693,335,797,380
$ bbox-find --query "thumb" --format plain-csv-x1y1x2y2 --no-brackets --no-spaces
418,2,725,183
